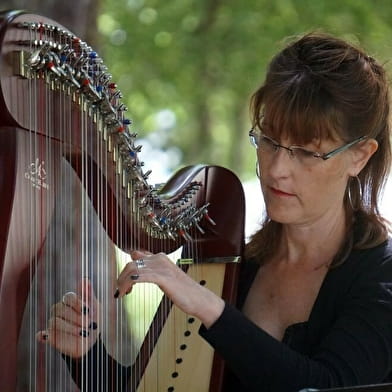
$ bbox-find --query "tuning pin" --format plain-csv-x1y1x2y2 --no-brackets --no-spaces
159,216,167,226
116,103,128,112
110,90,122,100
146,211,163,231
166,230,176,241
28,48,43,67
194,221,205,234
178,227,192,241
143,170,152,180
46,60,57,74
204,211,216,226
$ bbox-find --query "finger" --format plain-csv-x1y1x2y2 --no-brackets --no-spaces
130,249,152,260
48,316,93,339
61,291,89,316
36,322,96,357
48,317,98,347
36,328,81,351
36,330,49,343
51,302,86,328
114,263,137,298
116,258,152,298
36,317,87,349
77,278,98,316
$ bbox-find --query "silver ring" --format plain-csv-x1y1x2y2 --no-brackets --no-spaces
135,259,146,269
62,291,76,306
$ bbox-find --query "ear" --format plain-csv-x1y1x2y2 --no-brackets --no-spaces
348,138,378,176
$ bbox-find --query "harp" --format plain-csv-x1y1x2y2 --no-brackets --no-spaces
0,10,245,392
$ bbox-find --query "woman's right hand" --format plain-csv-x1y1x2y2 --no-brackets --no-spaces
36,278,100,358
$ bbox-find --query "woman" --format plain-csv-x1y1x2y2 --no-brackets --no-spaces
38,32,392,391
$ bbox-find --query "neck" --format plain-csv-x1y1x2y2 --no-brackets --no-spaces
277,206,347,268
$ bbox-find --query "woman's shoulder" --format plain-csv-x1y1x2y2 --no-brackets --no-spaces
334,237,392,293
349,237,392,269
319,238,392,320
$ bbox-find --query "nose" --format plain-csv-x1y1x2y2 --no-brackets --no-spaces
260,147,293,179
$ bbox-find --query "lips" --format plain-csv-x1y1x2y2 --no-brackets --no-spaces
269,186,296,197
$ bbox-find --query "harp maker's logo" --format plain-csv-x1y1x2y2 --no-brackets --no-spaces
25,158,49,190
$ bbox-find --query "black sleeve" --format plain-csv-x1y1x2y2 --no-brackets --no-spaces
199,257,392,392
63,338,131,392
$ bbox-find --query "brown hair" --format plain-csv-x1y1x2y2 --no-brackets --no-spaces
246,32,391,266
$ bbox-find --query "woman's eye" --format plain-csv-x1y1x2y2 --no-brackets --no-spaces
295,148,316,159
262,137,277,149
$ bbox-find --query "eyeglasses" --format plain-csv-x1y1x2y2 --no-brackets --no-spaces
249,127,367,167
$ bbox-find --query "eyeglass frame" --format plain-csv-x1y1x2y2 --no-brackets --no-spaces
249,127,368,161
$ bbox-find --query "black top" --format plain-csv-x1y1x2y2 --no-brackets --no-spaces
199,239,392,392
65,239,392,392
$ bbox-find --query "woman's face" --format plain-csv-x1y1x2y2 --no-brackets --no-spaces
257,135,354,226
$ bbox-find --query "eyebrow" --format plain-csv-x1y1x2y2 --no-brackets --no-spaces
262,133,311,149
261,114,333,147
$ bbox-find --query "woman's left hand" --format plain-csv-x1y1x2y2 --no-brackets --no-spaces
114,250,225,328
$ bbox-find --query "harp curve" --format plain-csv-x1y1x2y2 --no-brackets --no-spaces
0,10,245,392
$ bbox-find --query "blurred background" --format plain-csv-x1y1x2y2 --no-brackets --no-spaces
2,0,392,237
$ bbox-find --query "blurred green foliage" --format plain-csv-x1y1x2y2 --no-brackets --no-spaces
98,0,392,181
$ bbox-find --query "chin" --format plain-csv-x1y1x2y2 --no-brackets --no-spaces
266,207,296,224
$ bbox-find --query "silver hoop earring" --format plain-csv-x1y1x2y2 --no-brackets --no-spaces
347,176,362,211
255,160,260,178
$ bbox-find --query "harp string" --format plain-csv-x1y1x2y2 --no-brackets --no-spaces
27,22,35,389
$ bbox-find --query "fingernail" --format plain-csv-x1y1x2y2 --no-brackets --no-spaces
82,306,89,315
79,329,89,338
89,321,98,330
114,288,119,298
